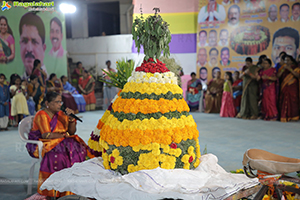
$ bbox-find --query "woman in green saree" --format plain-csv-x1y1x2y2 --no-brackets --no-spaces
0,16,15,63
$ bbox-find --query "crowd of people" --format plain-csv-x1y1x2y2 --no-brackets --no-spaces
187,52,300,122
0,58,109,131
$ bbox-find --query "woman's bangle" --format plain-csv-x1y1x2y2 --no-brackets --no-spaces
45,132,51,139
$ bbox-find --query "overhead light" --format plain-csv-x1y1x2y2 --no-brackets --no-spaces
59,3,76,14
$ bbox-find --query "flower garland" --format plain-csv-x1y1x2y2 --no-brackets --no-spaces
128,71,177,84
120,91,183,100
100,124,198,147
122,82,183,95
112,98,189,114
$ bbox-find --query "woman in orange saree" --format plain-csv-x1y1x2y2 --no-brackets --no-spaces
26,92,94,198
205,71,225,113
78,70,96,111
277,55,300,122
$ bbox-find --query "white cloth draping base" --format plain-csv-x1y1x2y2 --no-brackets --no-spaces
41,154,259,200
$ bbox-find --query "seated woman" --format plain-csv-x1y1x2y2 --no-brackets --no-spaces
28,74,45,112
205,71,225,113
61,75,86,112
186,72,202,112
26,91,94,198
47,73,78,113
78,70,96,111
31,59,47,87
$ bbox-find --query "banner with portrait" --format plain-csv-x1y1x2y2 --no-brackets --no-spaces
197,0,300,83
0,5,67,81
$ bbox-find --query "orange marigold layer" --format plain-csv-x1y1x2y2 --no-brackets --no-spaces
112,98,189,114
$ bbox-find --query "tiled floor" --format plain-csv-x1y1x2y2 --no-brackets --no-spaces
0,111,299,200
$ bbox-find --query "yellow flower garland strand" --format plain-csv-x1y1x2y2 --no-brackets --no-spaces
122,82,183,95
104,114,195,130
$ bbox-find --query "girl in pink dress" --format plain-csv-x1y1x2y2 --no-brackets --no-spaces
220,72,236,117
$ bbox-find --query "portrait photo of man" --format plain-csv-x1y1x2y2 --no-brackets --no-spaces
198,0,226,23
198,30,208,47
199,67,208,84
218,29,228,46
19,12,48,80
208,30,218,47
280,4,290,22
271,27,299,64
268,4,278,22
212,67,221,78
208,48,219,67
197,48,207,67
291,3,300,21
228,5,240,27
220,47,230,66
49,17,66,58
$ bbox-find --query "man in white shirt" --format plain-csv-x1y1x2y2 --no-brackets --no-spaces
291,3,300,21
49,17,66,58
208,30,218,47
268,4,278,22
198,0,226,23
280,4,290,22
218,29,228,46
19,12,48,80
198,30,209,47
228,5,240,27
208,48,218,67
197,48,207,67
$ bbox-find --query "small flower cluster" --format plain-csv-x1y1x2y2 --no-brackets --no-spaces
128,71,177,84
135,58,170,73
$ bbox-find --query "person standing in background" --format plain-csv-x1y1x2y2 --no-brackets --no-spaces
0,74,9,131
102,60,117,110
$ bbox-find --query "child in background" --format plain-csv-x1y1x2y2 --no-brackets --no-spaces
0,74,9,131
22,79,35,115
220,72,236,117
10,74,29,124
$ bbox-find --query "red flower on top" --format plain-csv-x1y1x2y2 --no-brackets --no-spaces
135,58,170,73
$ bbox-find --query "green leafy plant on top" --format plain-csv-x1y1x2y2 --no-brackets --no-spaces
132,8,172,61
99,59,134,89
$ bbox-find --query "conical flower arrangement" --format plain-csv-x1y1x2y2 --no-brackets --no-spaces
89,10,200,174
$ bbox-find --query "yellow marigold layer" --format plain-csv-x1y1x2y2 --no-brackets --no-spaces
122,82,183,95
105,115,195,130
100,124,199,147
96,110,111,130
112,98,189,114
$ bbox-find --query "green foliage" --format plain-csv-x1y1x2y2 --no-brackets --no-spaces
132,12,172,61
160,56,183,87
99,59,134,89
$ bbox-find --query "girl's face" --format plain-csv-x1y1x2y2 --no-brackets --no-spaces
0,18,7,34
224,74,229,80
262,60,270,69
285,57,292,65
62,76,67,83
21,81,27,87
15,78,21,85
0,76,5,84
31,78,37,84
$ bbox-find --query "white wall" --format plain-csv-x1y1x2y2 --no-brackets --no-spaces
67,34,196,76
